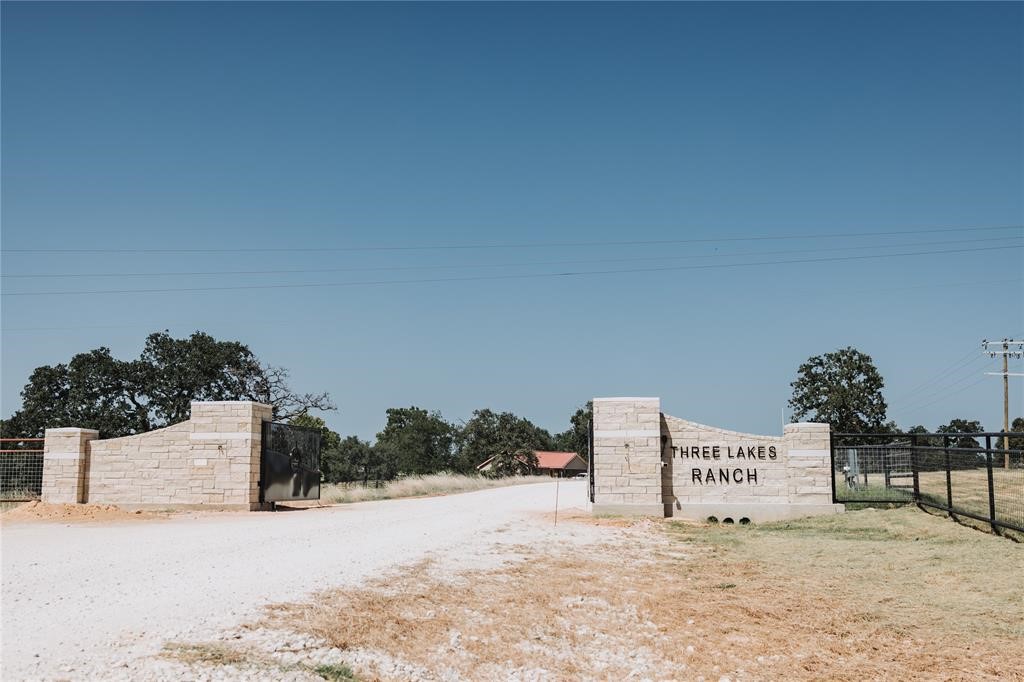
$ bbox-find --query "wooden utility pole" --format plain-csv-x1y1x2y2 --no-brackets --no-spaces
983,339,1023,469
1003,340,1009,459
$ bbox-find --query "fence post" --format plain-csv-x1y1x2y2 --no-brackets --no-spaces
985,435,997,534
910,434,920,502
883,447,891,489
943,434,953,515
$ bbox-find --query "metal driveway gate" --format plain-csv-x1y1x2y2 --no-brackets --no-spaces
260,422,321,504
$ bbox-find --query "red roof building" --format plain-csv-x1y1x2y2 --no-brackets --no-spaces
476,450,588,477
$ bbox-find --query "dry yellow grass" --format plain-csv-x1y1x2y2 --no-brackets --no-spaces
320,473,546,504
263,507,1023,681
161,642,255,667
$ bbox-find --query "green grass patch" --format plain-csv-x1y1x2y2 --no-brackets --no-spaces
314,663,359,681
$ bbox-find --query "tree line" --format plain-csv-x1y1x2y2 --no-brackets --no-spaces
5,335,1019,481
789,346,1023,450
294,404,590,484
0,332,591,482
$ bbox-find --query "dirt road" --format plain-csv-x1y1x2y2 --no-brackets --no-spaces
1,481,586,680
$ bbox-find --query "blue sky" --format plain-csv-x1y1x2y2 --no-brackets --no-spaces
2,2,1022,440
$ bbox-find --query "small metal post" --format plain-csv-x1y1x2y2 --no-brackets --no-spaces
944,435,953,514
986,436,997,532
554,475,560,526
910,434,920,501
884,447,891,489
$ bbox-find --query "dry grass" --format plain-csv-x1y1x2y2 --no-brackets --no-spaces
320,473,546,504
840,468,1024,533
263,507,1024,681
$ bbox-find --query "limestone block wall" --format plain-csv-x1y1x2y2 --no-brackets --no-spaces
41,428,99,504
42,401,272,510
783,422,833,505
663,415,787,506
592,395,843,521
592,397,663,515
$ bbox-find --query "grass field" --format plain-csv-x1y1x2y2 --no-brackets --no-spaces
836,467,1023,531
219,506,1023,681
319,473,548,504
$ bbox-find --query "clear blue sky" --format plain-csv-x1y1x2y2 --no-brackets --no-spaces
2,2,1022,440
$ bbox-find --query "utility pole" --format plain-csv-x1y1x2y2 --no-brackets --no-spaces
983,339,1024,468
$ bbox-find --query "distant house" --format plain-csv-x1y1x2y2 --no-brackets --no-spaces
476,450,588,478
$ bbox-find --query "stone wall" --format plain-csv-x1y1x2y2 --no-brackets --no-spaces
592,396,843,522
592,397,663,516
42,401,272,510
41,428,99,504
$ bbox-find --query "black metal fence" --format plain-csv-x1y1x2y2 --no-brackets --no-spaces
831,432,1023,535
0,438,45,501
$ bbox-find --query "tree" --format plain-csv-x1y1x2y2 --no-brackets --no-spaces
3,331,334,438
8,347,150,437
287,414,344,480
328,435,376,484
554,402,592,459
456,408,554,473
788,347,888,433
247,364,335,422
1007,417,1024,452
905,424,941,447
484,447,539,478
936,419,984,449
375,407,456,476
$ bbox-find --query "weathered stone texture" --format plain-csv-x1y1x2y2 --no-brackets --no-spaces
592,396,842,521
42,401,272,509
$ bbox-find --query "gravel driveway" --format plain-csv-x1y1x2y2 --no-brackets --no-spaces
1,481,586,681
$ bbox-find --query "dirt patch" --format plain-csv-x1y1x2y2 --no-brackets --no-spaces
0,500,167,524
257,508,1023,681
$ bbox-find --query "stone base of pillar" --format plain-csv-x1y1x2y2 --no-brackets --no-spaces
592,503,666,517
672,502,845,524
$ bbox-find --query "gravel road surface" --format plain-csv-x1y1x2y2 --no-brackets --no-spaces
1,481,586,680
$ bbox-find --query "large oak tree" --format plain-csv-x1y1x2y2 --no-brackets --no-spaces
788,347,887,433
1,331,334,438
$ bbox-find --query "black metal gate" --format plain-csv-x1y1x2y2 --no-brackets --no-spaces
260,422,321,504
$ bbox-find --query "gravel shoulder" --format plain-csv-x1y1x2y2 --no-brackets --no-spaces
1,481,587,681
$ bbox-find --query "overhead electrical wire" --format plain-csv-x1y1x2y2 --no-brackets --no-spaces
887,349,988,403
3,243,1020,297
2,223,1021,254
3,235,1019,280
5,278,1019,333
890,354,990,412
892,375,991,418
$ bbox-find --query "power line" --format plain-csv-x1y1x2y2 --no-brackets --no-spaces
4,235,1018,280
6,278,1018,334
2,223,1021,254
3,243,1018,297
892,355,990,412
887,349,987,403
893,374,990,419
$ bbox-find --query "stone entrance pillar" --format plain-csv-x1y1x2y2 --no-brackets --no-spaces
41,428,99,504
591,397,663,516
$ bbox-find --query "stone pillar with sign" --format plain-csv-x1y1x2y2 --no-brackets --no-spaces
592,396,844,522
